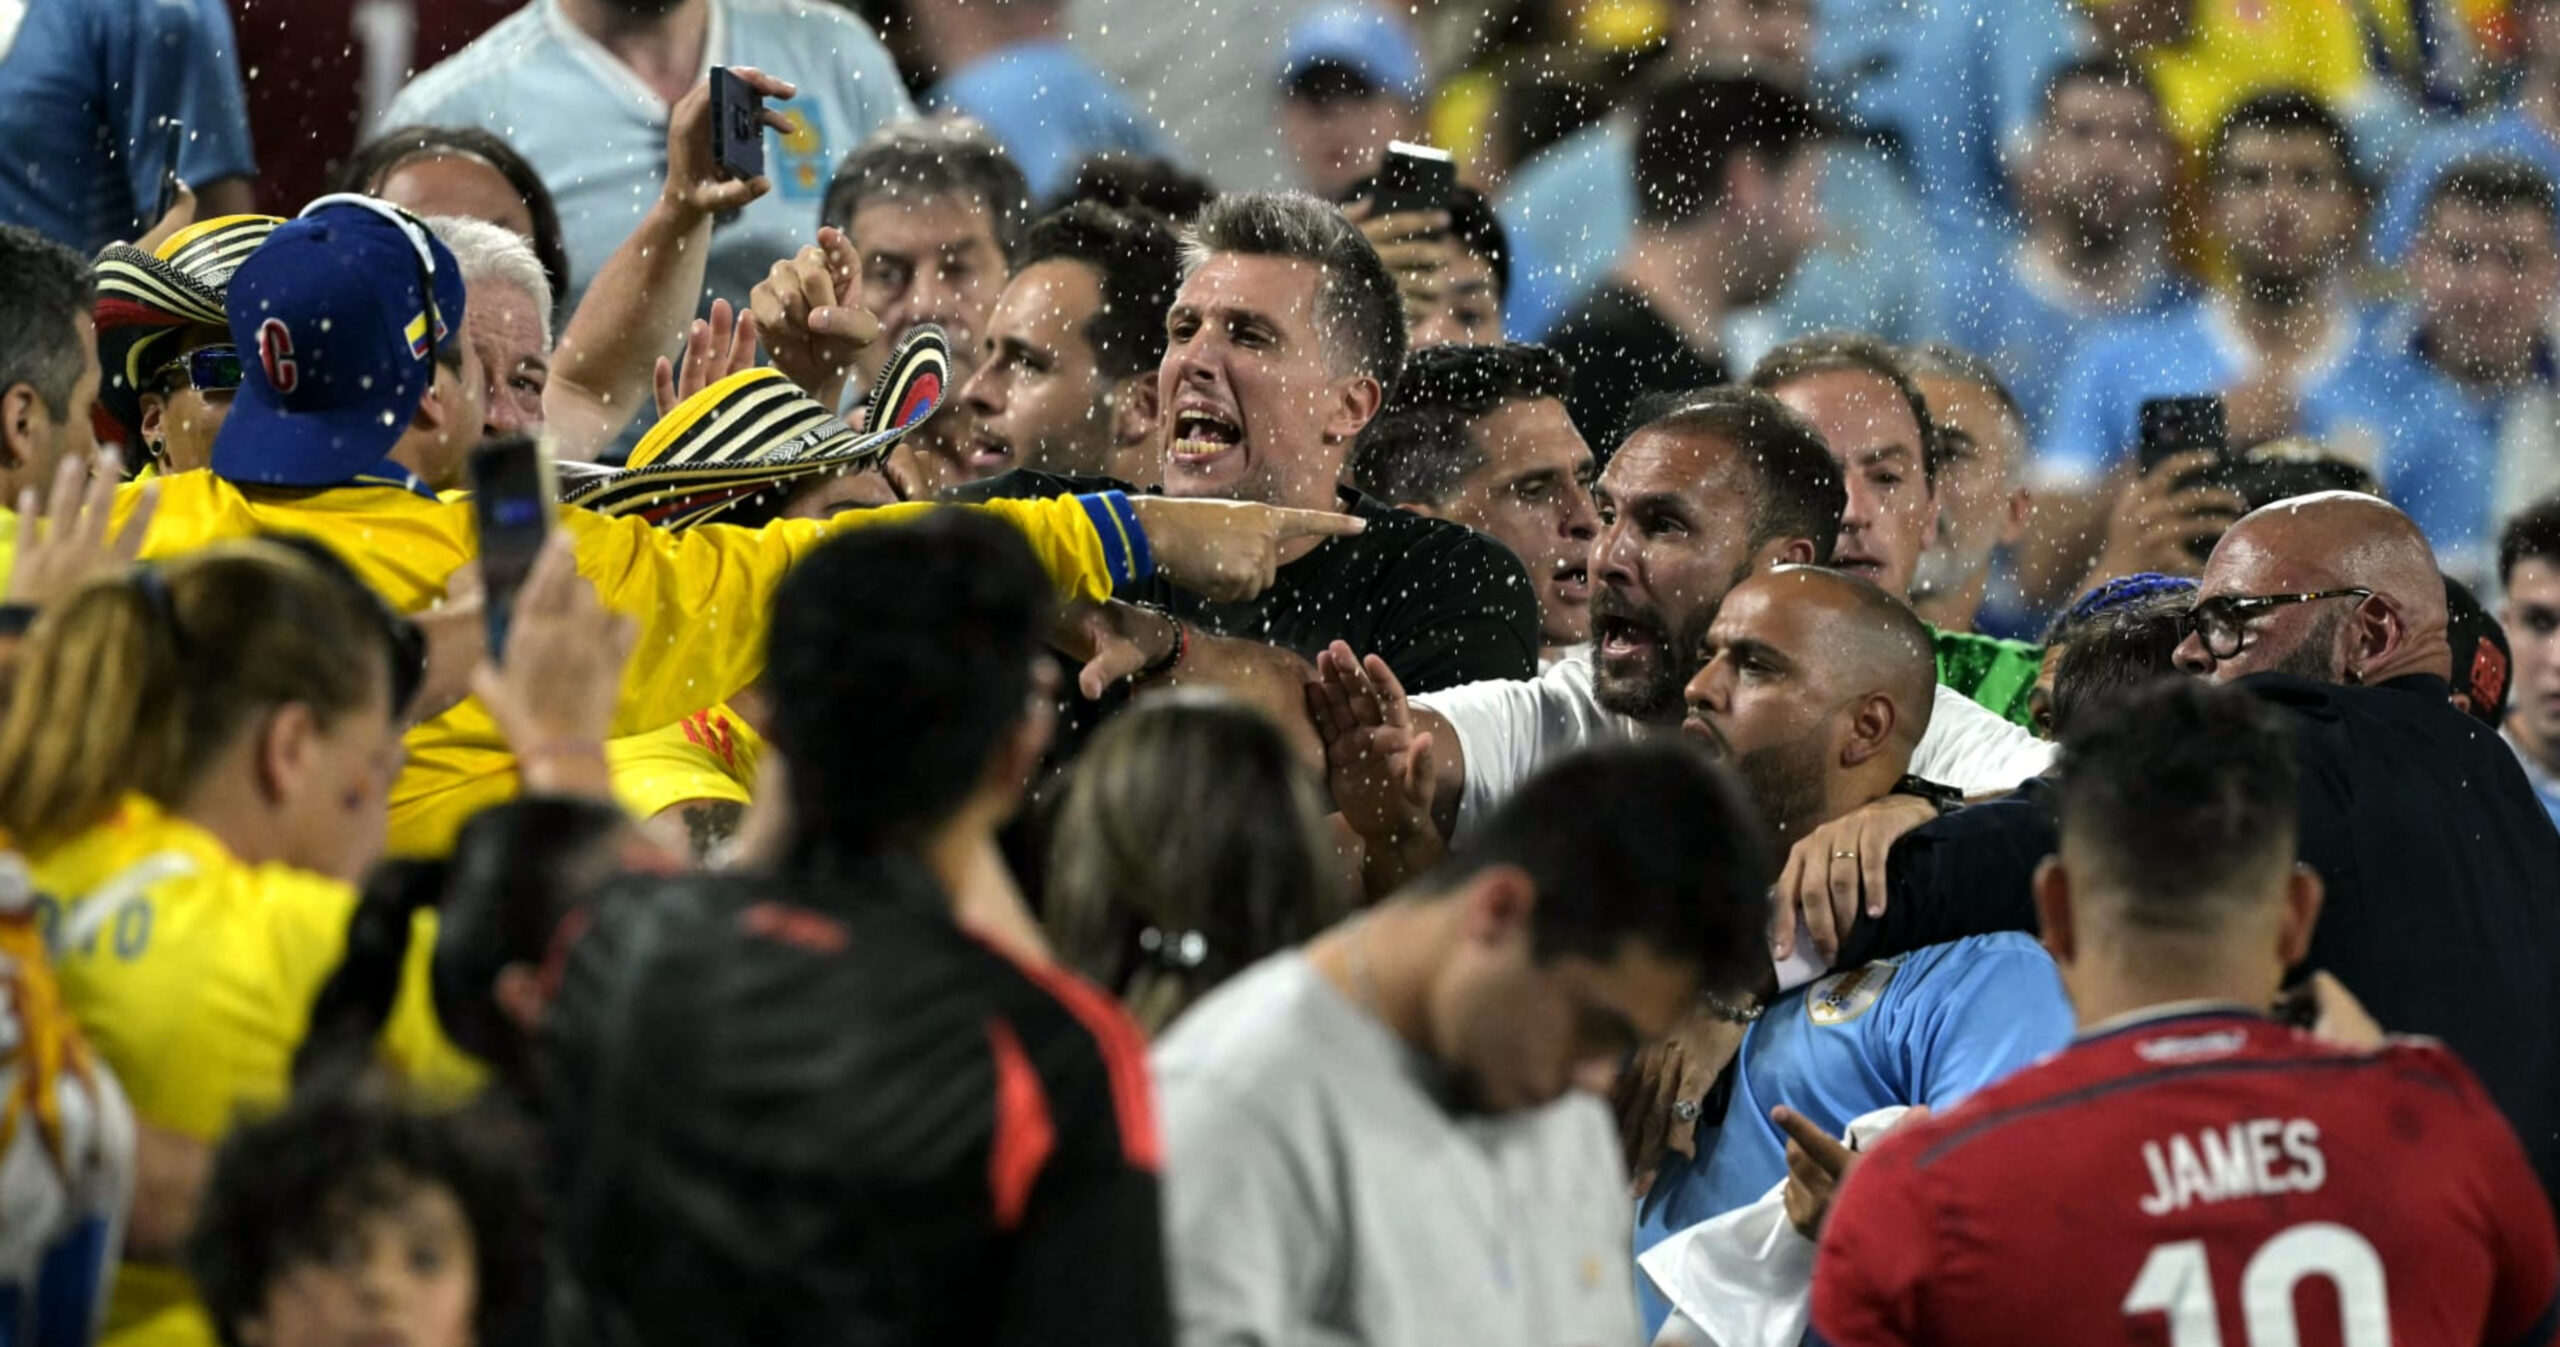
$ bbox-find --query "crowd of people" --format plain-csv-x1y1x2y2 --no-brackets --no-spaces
3,0,2560,1343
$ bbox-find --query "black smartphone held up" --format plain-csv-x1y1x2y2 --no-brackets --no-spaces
152,118,185,222
2137,395,2229,474
468,435,557,663
1372,140,1455,218
708,66,766,182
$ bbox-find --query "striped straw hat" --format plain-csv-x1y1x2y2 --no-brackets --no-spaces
561,324,950,529
92,214,282,447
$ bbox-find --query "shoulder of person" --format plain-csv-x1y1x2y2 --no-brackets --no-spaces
386,6,551,113
1353,497,1533,575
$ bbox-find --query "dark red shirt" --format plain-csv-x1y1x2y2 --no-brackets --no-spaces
1812,1009,2558,1347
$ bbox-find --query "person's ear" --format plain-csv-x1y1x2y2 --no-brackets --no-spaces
2345,594,2402,683
1110,372,1159,449
2000,485,2035,547
1757,535,1818,569
138,393,170,464
1326,373,1384,444
254,702,321,807
412,365,453,434
2032,855,2076,966
1461,863,1538,948
494,962,548,1036
2277,863,2325,968
0,382,43,472
1839,691,1898,768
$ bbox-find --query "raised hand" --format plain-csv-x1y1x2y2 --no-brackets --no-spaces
751,226,880,407
7,449,156,609
663,66,798,219
652,299,761,417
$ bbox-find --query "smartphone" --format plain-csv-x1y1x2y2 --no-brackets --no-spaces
468,435,557,662
2137,395,2228,474
1372,140,1455,218
152,118,185,222
708,66,766,182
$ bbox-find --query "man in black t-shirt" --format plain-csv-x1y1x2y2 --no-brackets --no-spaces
544,514,1169,1347
1546,72,1830,453
1058,191,1539,742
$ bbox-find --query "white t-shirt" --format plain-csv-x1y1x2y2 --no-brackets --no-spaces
1418,649,2057,840
1154,953,1641,1347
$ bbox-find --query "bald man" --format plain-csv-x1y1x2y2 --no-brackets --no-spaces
1628,567,2075,1340
1843,490,2560,1210
2174,491,2452,686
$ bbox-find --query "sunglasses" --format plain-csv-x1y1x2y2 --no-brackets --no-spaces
2185,588,2373,661
153,345,244,396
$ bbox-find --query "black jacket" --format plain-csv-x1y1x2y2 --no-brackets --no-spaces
1850,674,2560,1206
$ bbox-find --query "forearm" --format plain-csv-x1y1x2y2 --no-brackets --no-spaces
545,198,714,457
123,1124,212,1262
191,176,255,220
1142,629,1324,766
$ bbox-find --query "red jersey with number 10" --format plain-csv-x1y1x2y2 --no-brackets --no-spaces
1810,1009,2559,1347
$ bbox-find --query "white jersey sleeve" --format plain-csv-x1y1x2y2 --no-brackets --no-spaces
1416,652,1639,843
1912,684,2058,796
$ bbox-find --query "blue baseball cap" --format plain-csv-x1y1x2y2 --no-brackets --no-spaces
1279,5,1425,104
210,195,468,490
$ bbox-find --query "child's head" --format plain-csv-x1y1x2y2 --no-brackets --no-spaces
187,1092,531,1347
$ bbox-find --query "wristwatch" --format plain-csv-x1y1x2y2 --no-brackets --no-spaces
1889,773,1964,815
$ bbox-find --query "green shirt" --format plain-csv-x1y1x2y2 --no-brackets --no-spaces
1933,627,2044,728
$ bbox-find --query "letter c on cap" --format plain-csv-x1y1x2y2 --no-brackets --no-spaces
258,319,297,394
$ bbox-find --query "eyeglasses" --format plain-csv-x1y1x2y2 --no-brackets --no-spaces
153,345,243,396
2185,588,2373,660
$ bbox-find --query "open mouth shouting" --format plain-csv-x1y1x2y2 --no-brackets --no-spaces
1550,561,1591,608
1170,403,1245,473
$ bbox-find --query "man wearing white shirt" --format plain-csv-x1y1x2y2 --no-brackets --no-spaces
1318,390,2055,900
384,0,912,318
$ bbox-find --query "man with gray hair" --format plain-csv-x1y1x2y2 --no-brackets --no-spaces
1069,190,1540,711
425,215,555,450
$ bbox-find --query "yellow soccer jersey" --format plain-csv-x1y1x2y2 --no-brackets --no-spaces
114,472,1137,854
27,795,481,1347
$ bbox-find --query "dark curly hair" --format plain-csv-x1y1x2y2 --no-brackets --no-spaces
187,1090,536,1347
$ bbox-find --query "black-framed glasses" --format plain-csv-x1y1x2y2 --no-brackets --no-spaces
2186,588,2373,660
153,345,243,396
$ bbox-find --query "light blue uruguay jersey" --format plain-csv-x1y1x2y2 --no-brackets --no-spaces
384,0,912,317
1633,933,2075,1338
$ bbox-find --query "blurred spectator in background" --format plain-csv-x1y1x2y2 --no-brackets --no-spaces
1546,73,1831,452
1928,58,2192,441
2110,0,2428,155
2364,159,2560,586
2375,0,2560,263
1154,740,1774,1347
1349,343,1599,663
229,0,518,215
1065,0,1329,193
333,125,573,332
1342,179,1510,349
384,0,912,316
1906,344,2035,637
0,0,256,254
93,214,277,474
1275,5,1428,203
1048,151,1219,221
823,120,1029,417
2499,497,2560,828
956,201,1179,484
902,0,1167,201
188,1093,534,1347
1045,692,1353,1034
2034,92,2408,601
1501,0,1935,357
0,228,103,521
